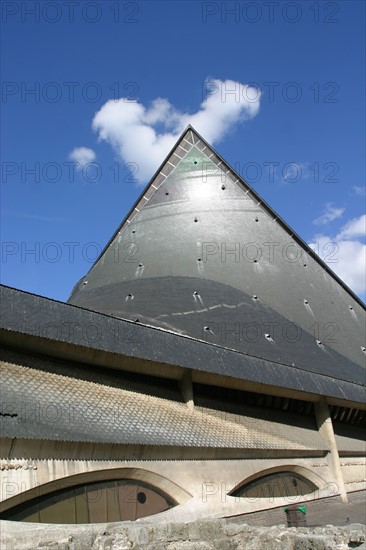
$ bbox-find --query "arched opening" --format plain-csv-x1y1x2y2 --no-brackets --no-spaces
0,468,192,524
229,467,321,499
0,478,177,524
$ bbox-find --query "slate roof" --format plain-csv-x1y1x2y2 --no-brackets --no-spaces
0,353,326,450
0,127,365,407
1,284,365,404
67,126,365,390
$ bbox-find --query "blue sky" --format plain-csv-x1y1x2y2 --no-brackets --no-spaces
1,0,365,302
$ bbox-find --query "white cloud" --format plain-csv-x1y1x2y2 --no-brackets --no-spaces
309,214,366,295
91,79,261,182
313,202,345,225
352,185,366,197
337,214,366,239
69,147,96,170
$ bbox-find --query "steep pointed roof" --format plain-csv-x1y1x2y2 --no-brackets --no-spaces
68,126,365,387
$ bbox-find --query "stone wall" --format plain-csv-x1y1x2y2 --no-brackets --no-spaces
1,518,365,550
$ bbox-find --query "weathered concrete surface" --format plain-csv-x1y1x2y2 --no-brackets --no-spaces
1,519,365,550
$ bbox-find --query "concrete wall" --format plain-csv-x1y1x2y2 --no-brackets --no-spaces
1,438,365,522
1,349,365,524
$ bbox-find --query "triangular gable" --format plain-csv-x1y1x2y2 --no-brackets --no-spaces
68,126,365,382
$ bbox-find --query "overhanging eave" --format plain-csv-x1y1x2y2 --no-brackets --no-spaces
1,285,365,406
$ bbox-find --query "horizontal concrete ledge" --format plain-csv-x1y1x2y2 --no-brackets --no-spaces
0,437,327,461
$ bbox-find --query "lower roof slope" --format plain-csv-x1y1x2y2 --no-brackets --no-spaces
0,350,326,450
1,285,365,404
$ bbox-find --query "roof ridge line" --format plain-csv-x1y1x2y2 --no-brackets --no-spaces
188,126,365,309
69,125,365,309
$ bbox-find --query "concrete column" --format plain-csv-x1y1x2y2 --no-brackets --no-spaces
315,397,348,503
179,370,194,410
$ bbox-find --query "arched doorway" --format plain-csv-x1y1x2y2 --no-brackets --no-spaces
229,467,322,500
0,479,177,523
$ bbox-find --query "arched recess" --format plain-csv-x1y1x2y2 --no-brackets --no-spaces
228,465,326,499
0,467,192,522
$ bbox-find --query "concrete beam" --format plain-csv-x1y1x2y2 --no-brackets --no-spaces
179,370,194,409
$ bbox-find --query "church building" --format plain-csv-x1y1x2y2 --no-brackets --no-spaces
0,126,365,525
